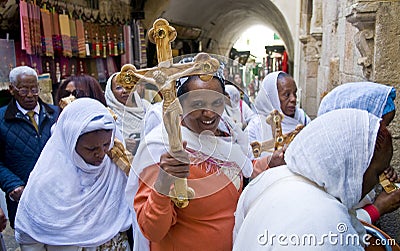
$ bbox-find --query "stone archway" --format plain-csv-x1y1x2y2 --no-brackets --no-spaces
142,0,300,69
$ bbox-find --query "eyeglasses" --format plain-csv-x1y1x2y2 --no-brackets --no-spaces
13,85,40,96
62,89,85,98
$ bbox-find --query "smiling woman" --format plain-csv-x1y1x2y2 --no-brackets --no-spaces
179,77,225,135
126,64,254,251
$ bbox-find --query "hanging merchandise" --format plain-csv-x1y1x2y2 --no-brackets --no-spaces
59,13,72,57
94,33,101,58
96,58,107,84
29,3,41,55
107,32,114,57
101,35,106,58
30,55,42,74
75,19,86,58
19,0,32,55
138,21,147,68
51,10,62,56
282,50,288,73
69,16,78,57
40,7,54,57
121,24,132,66
0,39,16,90
113,33,118,56
84,29,91,57
12,0,131,94
106,56,117,75
118,33,124,55
60,57,69,80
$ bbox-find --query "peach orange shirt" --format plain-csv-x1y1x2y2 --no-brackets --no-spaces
134,162,243,251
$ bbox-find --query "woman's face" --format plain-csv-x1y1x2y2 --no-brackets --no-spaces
60,81,84,99
362,125,393,198
277,76,297,117
111,76,129,105
234,74,242,85
75,129,112,166
180,77,225,134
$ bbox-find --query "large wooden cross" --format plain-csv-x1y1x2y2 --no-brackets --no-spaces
116,18,220,208
250,110,304,158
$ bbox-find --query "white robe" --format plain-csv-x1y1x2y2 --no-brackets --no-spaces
234,109,380,250
15,98,132,247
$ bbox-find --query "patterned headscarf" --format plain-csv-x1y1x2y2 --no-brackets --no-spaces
175,56,225,93
318,82,396,117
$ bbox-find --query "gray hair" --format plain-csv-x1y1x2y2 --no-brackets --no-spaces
9,66,38,84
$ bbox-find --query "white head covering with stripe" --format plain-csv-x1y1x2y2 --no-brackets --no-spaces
255,71,310,130
105,72,150,140
15,98,131,246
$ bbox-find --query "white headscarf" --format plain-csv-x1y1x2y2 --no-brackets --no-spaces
247,71,311,144
224,85,244,128
285,109,380,238
317,81,396,218
225,85,241,108
105,72,150,140
255,71,310,129
318,81,395,118
15,98,132,246
234,109,380,250
285,109,380,209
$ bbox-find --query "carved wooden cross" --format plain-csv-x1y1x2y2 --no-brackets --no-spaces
116,18,220,208
250,110,304,158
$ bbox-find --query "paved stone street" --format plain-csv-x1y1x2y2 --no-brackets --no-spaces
2,222,19,251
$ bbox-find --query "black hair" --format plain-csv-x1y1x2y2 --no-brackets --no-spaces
177,75,225,98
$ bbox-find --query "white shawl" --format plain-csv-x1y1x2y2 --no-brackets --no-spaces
126,115,253,251
15,98,132,246
224,85,255,129
234,109,380,250
318,81,395,222
105,72,150,140
247,71,311,143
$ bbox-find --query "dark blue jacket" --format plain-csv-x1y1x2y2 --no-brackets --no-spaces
0,98,59,195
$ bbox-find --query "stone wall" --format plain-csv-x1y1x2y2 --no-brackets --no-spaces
299,0,400,240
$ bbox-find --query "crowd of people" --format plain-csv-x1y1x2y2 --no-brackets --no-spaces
0,57,399,250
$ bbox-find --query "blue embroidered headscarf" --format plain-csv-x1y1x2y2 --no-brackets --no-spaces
318,82,396,117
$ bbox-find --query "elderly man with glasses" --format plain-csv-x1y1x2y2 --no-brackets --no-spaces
0,66,59,229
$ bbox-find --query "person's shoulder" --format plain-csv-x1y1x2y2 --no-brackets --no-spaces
40,100,59,114
39,102,60,121
0,102,11,118
0,104,7,113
